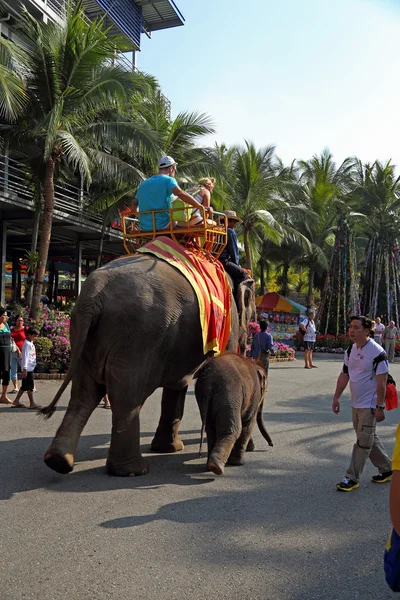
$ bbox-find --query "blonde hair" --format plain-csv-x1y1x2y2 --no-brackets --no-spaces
198,177,215,187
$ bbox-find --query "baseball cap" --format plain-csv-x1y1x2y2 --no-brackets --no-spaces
158,156,177,169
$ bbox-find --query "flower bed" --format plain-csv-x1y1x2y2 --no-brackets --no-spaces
8,303,71,373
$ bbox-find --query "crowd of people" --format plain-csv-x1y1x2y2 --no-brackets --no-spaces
0,308,40,409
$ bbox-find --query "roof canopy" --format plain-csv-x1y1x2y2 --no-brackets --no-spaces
137,0,185,32
255,292,307,314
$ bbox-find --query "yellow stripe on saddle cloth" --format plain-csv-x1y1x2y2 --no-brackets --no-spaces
138,236,231,355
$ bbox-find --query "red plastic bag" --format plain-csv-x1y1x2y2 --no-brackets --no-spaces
386,383,398,411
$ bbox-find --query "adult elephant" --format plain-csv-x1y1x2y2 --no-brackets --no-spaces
42,253,255,477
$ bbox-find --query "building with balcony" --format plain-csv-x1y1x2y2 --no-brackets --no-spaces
0,0,184,304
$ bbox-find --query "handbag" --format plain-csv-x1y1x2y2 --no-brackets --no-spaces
11,339,18,353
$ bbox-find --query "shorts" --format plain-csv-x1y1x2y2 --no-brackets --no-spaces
21,371,34,392
304,341,315,350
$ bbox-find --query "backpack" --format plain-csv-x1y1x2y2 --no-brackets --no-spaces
345,345,398,410
299,319,309,337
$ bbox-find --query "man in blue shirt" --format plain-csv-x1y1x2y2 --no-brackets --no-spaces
133,156,211,231
251,320,274,371
219,211,252,292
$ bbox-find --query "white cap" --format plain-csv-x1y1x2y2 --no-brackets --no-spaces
158,156,177,169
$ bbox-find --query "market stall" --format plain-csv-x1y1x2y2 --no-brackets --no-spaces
255,292,307,346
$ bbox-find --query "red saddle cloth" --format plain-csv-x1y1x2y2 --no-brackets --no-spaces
138,237,231,355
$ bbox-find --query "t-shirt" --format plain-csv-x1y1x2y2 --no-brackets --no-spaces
251,331,274,359
21,339,36,372
135,174,178,231
375,323,385,335
302,318,316,342
342,338,388,408
393,425,400,471
385,326,398,340
11,327,26,351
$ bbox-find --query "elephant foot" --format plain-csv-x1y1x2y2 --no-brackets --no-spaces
44,450,74,474
227,454,245,467
106,459,149,477
207,458,224,475
150,435,184,453
246,438,255,452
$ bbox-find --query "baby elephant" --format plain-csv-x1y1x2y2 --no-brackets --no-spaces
195,352,273,475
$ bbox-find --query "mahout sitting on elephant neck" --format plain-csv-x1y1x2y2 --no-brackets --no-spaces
40,253,255,477
195,352,273,476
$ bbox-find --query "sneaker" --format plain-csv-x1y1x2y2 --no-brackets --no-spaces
336,476,359,492
371,470,393,483
9,389,18,394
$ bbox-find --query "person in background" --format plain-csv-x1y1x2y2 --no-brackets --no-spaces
0,307,12,404
300,309,317,369
370,320,376,339
374,317,385,346
132,156,212,231
251,320,274,371
219,211,253,296
384,320,398,363
11,327,40,409
10,314,26,393
332,315,392,492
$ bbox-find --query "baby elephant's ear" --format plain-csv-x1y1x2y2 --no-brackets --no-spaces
256,367,266,397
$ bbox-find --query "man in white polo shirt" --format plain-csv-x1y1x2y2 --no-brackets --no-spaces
332,315,392,492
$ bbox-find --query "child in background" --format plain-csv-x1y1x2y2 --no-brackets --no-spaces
11,327,40,409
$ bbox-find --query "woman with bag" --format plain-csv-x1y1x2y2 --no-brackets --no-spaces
0,307,13,404
10,315,26,393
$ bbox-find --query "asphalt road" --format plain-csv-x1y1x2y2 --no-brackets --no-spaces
0,357,399,600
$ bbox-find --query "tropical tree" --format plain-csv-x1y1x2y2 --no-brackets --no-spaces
0,1,158,317
208,141,311,273
295,149,357,307
351,160,400,320
130,89,215,180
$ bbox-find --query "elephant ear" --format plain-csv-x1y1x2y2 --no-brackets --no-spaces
237,279,256,333
256,366,267,400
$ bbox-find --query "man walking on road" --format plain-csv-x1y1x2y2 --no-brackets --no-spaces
384,320,398,363
332,315,392,492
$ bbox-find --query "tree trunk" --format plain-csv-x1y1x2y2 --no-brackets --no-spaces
259,259,265,292
243,228,252,273
26,206,41,308
281,261,289,297
31,157,55,319
307,268,315,309
96,218,108,269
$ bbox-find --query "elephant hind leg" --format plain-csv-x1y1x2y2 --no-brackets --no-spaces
44,370,105,474
106,378,149,477
151,386,187,453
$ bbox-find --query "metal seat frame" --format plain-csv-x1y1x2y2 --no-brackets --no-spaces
123,206,228,259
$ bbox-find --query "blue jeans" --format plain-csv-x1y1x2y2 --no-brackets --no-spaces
11,352,20,382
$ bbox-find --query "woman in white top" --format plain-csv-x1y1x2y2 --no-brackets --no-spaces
300,309,317,369
176,177,215,227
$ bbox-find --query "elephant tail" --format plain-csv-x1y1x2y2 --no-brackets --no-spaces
257,399,273,447
199,419,206,457
39,370,73,419
39,289,101,419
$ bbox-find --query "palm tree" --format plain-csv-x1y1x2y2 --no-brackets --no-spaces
208,141,311,274
295,149,357,307
130,89,215,180
351,160,400,320
0,1,158,317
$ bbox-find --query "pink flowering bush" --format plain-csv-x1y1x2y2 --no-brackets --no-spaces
273,342,295,358
248,322,260,336
8,303,71,372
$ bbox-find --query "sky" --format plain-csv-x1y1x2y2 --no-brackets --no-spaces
136,0,400,169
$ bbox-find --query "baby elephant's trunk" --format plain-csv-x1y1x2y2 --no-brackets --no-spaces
257,399,273,447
